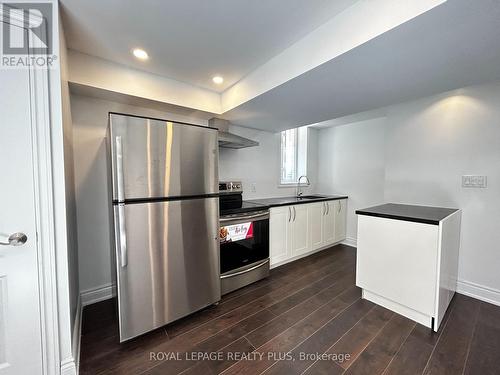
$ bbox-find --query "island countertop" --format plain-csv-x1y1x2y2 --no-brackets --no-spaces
356,203,459,225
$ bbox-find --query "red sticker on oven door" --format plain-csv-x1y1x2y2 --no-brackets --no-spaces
220,222,254,243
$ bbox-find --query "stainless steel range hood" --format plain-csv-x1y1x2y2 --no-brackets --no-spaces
209,118,259,149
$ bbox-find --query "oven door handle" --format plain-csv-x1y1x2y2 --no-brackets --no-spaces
220,259,270,279
220,211,269,224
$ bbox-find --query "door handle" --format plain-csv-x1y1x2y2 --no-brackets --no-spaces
115,136,125,202
338,202,342,213
288,207,291,222
0,232,27,246
293,206,296,221
322,203,326,215
326,202,330,215
117,204,128,267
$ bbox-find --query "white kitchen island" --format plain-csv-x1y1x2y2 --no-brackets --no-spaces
356,203,461,331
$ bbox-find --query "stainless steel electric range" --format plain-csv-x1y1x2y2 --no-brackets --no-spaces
219,181,270,294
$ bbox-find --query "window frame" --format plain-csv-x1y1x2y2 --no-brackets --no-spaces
278,127,308,187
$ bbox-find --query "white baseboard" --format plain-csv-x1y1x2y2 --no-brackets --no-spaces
60,297,81,375
341,236,357,248
80,283,116,306
72,296,83,374
457,279,500,307
60,357,77,375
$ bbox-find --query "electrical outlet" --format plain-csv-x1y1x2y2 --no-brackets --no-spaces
462,175,487,188
251,183,257,193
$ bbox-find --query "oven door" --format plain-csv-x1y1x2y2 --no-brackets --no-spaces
219,210,269,276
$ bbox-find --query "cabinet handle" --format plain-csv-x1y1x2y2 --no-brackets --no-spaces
338,202,342,213
293,206,296,221
322,203,325,215
288,206,291,222
326,202,330,215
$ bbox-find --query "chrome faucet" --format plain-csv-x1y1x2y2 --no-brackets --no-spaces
296,175,310,198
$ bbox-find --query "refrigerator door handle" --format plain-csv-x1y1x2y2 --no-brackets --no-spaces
117,203,128,267
115,136,125,202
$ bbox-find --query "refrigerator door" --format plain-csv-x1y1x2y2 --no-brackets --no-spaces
113,197,220,342
110,113,218,201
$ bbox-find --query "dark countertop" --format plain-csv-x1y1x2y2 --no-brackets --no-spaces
356,203,459,225
246,194,348,208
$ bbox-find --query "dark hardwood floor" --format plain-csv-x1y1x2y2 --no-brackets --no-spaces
79,245,500,375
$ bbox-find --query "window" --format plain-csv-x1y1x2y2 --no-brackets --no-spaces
280,127,308,185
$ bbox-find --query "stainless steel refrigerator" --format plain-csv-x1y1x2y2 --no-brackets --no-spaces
108,113,220,342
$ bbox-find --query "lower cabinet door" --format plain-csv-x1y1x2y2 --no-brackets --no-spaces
308,202,324,250
323,201,336,245
290,204,309,256
334,199,347,242
270,206,291,265
270,200,348,267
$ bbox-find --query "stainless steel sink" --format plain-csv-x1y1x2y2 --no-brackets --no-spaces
297,195,327,200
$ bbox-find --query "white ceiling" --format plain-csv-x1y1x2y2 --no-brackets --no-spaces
60,0,357,92
61,0,500,133
222,0,500,131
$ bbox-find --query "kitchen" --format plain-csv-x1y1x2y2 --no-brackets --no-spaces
1,1,500,375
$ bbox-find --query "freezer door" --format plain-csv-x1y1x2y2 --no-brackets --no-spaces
110,113,218,201
113,197,220,341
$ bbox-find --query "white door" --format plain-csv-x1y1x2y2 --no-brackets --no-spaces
323,201,336,245
0,30,43,374
269,206,291,266
308,202,324,250
290,204,309,256
334,199,347,242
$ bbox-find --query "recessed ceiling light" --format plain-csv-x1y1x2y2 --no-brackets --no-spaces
132,48,149,60
212,76,224,84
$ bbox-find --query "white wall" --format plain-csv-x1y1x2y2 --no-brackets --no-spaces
317,117,386,242
58,15,80,370
46,8,80,373
219,125,318,200
317,80,500,305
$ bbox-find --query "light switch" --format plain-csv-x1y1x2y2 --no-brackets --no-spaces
462,175,487,188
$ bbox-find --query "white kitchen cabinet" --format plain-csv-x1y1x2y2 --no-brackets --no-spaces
290,204,309,256
308,203,324,250
269,206,291,265
356,204,461,331
322,201,336,245
270,199,347,267
333,199,347,243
